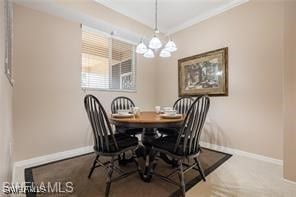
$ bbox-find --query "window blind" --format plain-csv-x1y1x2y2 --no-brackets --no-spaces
81,25,136,91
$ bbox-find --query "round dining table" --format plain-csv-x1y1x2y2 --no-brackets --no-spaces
110,111,185,182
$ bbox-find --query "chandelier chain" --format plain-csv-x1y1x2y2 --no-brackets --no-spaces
136,0,177,57
155,0,158,32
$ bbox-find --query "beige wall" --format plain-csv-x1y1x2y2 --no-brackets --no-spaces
0,0,13,189
53,0,153,38
13,5,156,161
13,1,296,180
156,1,284,160
283,1,296,181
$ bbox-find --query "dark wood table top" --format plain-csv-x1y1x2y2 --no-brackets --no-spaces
109,111,184,128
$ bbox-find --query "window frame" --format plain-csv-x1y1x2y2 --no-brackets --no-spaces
81,25,137,93
4,0,13,86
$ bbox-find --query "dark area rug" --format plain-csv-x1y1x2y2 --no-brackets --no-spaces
25,148,231,197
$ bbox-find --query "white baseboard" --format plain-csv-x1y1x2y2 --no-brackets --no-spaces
12,142,284,183
200,142,283,166
13,142,283,170
283,178,296,185
14,146,93,168
12,146,93,182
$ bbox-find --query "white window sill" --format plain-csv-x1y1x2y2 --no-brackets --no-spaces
81,87,137,93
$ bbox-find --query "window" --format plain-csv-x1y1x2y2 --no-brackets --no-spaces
4,0,13,85
81,25,136,91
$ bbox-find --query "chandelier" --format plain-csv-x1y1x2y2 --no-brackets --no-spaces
136,0,177,58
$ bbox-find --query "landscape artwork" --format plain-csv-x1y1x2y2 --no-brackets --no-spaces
178,48,228,96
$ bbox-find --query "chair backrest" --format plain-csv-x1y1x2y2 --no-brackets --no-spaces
174,95,210,156
111,96,135,114
84,95,118,153
173,97,194,114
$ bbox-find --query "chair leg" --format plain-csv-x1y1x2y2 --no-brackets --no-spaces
177,160,186,197
105,157,114,197
88,155,99,179
194,157,206,182
118,152,127,166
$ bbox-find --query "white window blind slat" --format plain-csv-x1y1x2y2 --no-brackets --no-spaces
81,25,136,91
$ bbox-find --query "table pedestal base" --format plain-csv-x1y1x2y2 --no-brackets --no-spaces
140,128,157,182
118,127,179,182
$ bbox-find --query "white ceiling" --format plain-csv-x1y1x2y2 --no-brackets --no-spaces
95,0,249,35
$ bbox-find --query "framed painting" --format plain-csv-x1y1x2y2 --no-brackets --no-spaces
178,47,228,97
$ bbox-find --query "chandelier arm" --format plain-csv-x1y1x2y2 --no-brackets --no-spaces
138,0,177,57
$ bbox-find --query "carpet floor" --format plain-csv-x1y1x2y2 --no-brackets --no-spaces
25,148,231,197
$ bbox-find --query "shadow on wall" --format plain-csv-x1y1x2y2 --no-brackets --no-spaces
83,123,94,147
201,118,231,148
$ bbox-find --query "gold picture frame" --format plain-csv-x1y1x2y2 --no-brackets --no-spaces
178,47,228,97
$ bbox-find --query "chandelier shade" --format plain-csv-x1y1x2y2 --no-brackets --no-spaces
159,49,171,57
149,36,162,49
136,40,148,54
143,49,155,58
164,40,177,52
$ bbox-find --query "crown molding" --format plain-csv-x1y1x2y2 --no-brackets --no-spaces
13,0,144,44
14,0,249,40
94,0,249,36
94,0,161,32
166,0,250,36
